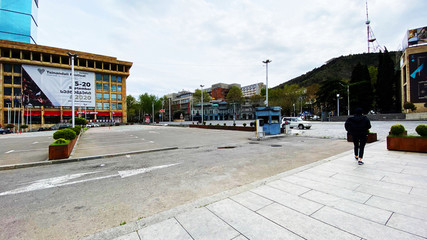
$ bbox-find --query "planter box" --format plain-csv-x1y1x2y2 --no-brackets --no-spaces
347,133,378,143
189,124,255,132
387,136,427,153
49,138,77,160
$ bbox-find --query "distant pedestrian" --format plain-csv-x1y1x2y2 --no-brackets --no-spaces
345,108,371,165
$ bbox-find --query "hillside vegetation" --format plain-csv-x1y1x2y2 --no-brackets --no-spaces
275,52,399,88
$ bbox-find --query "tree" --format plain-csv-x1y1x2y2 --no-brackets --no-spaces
269,84,304,116
226,86,243,104
350,63,373,114
376,48,399,113
126,95,139,122
192,89,211,104
316,77,347,114
250,94,264,107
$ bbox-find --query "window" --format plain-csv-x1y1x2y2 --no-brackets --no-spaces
111,103,117,110
4,76,12,84
103,74,109,82
118,103,122,110
13,76,21,85
96,102,102,109
111,85,117,91
117,94,122,101
96,74,102,81
96,93,102,100
117,76,122,83
4,87,12,95
13,65,21,73
103,93,109,100
111,94,117,100
111,76,117,82
103,84,109,91
4,64,12,72
117,85,122,92
96,83,102,91
103,103,109,109
13,88,21,96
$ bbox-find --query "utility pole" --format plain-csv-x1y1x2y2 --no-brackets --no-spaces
68,52,78,128
262,59,271,107
200,85,204,123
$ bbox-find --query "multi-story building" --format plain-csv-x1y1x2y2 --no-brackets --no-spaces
210,83,241,100
400,26,427,113
0,0,38,44
0,40,132,130
241,82,265,97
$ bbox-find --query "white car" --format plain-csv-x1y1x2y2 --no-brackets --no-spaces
86,123,100,128
282,117,312,129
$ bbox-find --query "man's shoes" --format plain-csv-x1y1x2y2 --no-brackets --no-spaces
358,161,364,165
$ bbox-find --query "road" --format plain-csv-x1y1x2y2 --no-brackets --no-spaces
0,125,354,240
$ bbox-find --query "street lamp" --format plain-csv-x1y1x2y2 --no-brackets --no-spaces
200,85,204,124
68,52,78,128
262,59,271,107
84,103,87,119
337,93,340,117
6,103,11,124
293,103,295,117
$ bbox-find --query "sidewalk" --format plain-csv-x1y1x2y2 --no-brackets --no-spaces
82,141,427,240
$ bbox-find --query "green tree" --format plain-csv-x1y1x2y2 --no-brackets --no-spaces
250,94,264,107
316,77,347,113
376,48,399,113
192,89,211,104
226,86,243,104
269,84,304,116
126,95,139,122
350,63,373,114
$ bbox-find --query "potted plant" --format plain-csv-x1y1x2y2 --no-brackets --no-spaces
49,128,78,160
347,131,377,143
387,124,427,153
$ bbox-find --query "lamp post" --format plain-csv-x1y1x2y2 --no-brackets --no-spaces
84,103,87,119
293,103,295,117
200,85,204,124
6,103,11,124
347,85,350,116
168,98,171,122
68,52,78,128
262,59,271,107
152,101,154,123
337,93,340,117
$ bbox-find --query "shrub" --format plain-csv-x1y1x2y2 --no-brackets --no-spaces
69,127,81,135
216,123,220,126
6,124,14,129
115,122,120,126
233,123,236,126
69,117,87,126
403,102,417,111
415,124,427,137
390,124,405,136
223,123,227,126
53,128,76,140
243,123,247,127
52,138,69,146
209,123,212,126
20,124,28,129
203,121,206,125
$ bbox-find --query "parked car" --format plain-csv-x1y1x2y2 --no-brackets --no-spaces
0,128,13,134
86,123,100,128
58,124,71,129
282,117,312,129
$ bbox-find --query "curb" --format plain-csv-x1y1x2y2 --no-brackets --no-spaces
0,147,178,171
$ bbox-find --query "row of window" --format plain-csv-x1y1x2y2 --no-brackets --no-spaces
97,102,122,110
95,74,122,83
96,93,122,101
2,99,122,110
96,83,122,92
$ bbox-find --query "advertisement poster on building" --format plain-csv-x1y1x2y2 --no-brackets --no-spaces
22,65,95,107
409,53,427,103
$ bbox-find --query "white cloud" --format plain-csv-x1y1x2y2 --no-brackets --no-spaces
37,0,427,97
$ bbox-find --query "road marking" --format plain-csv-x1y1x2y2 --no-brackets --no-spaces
0,163,179,197
149,141,154,143
5,150,14,154
32,142,39,144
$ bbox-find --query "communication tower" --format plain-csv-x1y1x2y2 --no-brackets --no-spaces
365,0,383,53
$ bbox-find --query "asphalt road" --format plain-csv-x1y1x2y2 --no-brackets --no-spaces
0,125,353,240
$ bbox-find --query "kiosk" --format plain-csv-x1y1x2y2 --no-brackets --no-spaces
255,106,282,135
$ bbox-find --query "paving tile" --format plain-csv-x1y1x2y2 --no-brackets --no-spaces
231,235,248,240
312,206,424,240
294,172,360,190
381,174,427,189
364,163,405,173
258,203,359,240
355,184,427,208
401,165,427,177
112,232,140,240
298,167,338,177
138,218,192,240
175,207,239,240
268,179,311,195
339,168,386,181
301,190,392,224
410,186,427,197
230,191,273,211
365,196,427,221
207,199,303,240
387,213,427,238
282,175,371,203
251,185,323,215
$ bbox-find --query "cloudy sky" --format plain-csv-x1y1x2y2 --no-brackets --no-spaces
37,0,426,97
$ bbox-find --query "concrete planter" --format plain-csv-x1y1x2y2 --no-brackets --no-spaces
387,136,427,153
347,133,378,143
49,138,77,160
189,124,255,132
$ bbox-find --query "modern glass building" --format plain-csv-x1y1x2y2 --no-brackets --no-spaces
0,0,38,44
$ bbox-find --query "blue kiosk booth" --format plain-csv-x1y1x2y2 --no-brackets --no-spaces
255,106,282,135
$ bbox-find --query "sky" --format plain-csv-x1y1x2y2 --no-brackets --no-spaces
37,0,426,98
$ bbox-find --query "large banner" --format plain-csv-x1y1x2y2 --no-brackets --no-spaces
409,53,427,103
22,65,95,107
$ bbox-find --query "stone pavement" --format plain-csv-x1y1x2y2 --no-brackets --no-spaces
82,141,427,240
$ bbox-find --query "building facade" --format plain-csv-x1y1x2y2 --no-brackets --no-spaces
0,40,132,130
400,26,427,113
241,82,265,97
0,0,38,44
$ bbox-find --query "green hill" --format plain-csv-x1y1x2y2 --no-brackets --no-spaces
275,52,399,88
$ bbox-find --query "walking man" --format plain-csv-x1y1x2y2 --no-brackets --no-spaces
345,108,371,165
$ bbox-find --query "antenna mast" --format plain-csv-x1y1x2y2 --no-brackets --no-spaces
365,0,382,53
